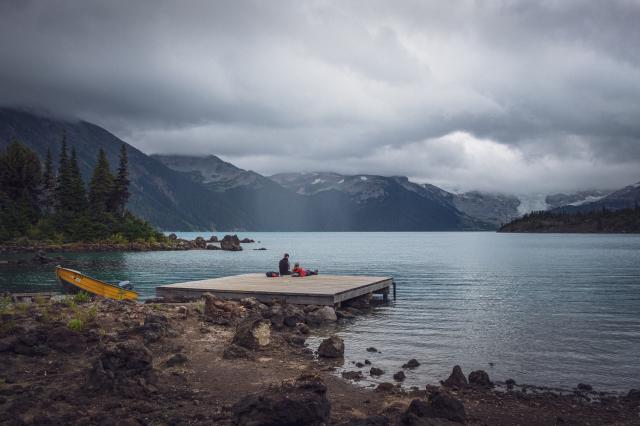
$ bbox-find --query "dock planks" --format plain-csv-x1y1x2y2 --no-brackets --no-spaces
155,273,394,306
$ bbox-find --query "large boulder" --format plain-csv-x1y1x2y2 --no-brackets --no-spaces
441,365,468,389
220,234,242,251
232,374,331,426
468,370,493,388
203,293,246,325
305,306,338,326
193,236,207,249
401,393,465,424
318,335,344,358
232,319,272,350
140,313,172,344
223,344,256,360
87,340,156,398
282,304,305,328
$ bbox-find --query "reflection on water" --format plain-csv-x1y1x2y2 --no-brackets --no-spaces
1,232,639,392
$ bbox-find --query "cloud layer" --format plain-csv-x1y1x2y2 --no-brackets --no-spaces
1,0,639,193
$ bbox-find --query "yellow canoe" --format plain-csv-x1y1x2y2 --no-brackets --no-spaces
56,266,138,301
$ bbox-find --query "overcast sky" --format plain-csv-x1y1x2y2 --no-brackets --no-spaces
1,0,639,194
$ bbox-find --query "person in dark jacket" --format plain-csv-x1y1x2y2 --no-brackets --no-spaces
279,253,291,275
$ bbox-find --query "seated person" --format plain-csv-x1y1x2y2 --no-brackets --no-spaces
279,253,291,275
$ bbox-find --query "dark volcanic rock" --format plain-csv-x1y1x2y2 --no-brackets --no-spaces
402,359,420,369
209,235,218,242
342,370,364,381
46,326,86,354
223,344,256,360
141,313,172,344
164,353,188,367
441,365,468,388
240,238,255,243
506,378,516,389
305,306,338,325
626,389,640,402
366,347,378,353
341,415,390,426
286,333,307,347
318,335,344,358
376,382,395,392
577,383,593,392
232,319,271,350
393,371,406,382
193,236,207,249
401,393,465,424
468,370,493,388
220,234,242,251
88,340,156,397
370,367,385,376
232,374,331,426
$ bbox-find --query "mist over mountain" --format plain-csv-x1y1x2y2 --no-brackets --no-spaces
3,108,637,231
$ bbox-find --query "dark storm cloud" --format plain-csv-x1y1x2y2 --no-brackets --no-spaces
1,0,639,193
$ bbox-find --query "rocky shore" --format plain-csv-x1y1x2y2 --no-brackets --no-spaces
0,293,638,425
0,234,260,256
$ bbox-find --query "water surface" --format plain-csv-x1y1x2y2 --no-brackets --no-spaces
1,232,639,392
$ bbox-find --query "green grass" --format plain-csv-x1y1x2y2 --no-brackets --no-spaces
0,296,11,315
73,291,91,304
67,318,84,332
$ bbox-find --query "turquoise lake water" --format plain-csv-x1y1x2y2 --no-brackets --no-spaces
1,232,639,392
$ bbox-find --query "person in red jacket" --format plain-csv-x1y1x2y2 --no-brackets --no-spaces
292,262,307,277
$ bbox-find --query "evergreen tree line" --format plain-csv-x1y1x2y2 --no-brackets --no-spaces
0,137,162,243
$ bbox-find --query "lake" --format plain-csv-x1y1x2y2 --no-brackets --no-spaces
1,232,639,392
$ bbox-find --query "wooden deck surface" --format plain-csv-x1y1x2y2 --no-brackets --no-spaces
156,273,394,305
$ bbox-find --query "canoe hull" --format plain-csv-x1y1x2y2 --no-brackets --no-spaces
56,266,138,301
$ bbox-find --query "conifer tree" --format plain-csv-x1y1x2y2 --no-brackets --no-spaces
111,143,130,217
89,148,114,214
42,148,55,214
68,147,88,213
55,133,71,212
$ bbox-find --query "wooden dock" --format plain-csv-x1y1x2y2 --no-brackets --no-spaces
156,273,395,306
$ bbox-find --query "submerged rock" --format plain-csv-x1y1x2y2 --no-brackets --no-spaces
318,335,344,358
232,374,330,426
370,367,385,377
577,383,593,392
393,371,406,382
441,365,468,389
342,370,364,381
402,359,420,369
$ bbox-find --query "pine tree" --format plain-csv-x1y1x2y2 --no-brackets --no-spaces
110,143,130,217
55,133,71,212
42,148,56,214
68,147,88,213
0,140,42,238
89,148,114,214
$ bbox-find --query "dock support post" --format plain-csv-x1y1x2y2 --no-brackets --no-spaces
382,287,389,302
393,280,396,300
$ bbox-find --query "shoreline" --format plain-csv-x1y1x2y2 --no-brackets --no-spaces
0,234,259,255
1,294,638,424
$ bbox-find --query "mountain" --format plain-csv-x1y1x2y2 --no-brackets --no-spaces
552,182,640,214
545,190,610,210
269,172,493,230
0,108,248,230
448,191,521,228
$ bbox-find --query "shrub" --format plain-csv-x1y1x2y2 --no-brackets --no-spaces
67,318,84,332
73,291,91,304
